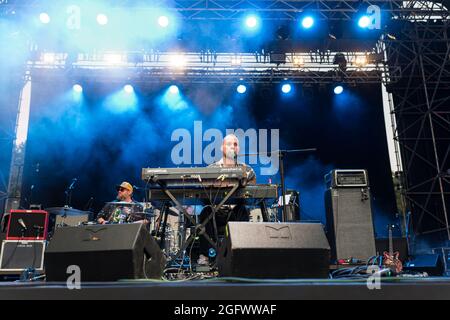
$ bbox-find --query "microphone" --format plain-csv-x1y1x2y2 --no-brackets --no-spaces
69,178,78,190
18,218,27,230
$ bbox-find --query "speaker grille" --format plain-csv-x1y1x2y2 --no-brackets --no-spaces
325,188,376,261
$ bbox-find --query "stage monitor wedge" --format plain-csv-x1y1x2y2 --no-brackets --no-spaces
218,222,330,279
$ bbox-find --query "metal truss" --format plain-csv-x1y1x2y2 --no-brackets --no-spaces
384,19,450,238
28,50,387,84
0,0,448,21
0,90,17,220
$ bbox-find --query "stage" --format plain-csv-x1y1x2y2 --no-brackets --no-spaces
1,2,450,305
1,277,450,300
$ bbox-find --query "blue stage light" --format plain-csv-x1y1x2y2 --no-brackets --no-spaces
301,16,314,29
39,13,50,24
282,83,292,94
237,84,247,94
124,85,134,93
73,84,83,93
158,16,169,28
358,16,371,29
334,85,344,95
245,15,258,29
169,85,180,94
97,13,108,25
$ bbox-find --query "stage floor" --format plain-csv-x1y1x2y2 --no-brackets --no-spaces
1,277,450,300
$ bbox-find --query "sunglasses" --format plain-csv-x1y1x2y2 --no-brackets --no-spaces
117,187,128,192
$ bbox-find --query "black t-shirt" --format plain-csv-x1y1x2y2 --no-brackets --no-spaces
97,200,145,223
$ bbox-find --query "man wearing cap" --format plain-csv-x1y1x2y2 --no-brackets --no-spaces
97,182,146,224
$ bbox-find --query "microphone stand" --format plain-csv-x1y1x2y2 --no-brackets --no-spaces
238,148,317,222
65,179,77,209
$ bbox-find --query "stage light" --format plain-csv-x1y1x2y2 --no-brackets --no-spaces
169,54,186,69
73,84,83,93
301,16,314,29
231,56,242,66
334,85,344,95
103,53,124,64
282,83,292,94
169,85,179,95
293,56,305,67
158,16,169,28
97,13,108,25
355,56,368,67
39,13,50,24
42,53,56,64
237,84,247,94
358,16,371,29
245,15,258,29
124,85,134,93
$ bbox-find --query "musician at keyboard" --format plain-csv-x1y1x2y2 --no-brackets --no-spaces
209,133,256,184
197,134,256,265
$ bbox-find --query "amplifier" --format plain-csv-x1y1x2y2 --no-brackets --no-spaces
6,210,49,240
324,170,376,262
325,169,369,189
404,254,444,276
433,248,450,276
0,240,46,273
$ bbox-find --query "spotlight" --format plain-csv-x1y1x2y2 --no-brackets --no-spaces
237,84,247,94
42,53,56,64
334,85,344,95
158,16,169,28
355,56,368,67
282,83,292,94
104,53,124,64
169,85,179,94
124,85,134,93
301,16,314,29
73,84,83,93
39,13,50,24
245,15,258,29
231,56,242,66
293,56,305,67
358,16,371,29
97,13,108,25
169,54,186,69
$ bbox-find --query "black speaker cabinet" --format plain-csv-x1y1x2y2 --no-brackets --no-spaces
45,224,166,282
404,254,444,276
0,240,46,273
217,222,330,279
325,187,376,262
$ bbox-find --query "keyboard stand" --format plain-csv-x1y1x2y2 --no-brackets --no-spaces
155,181,241,265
